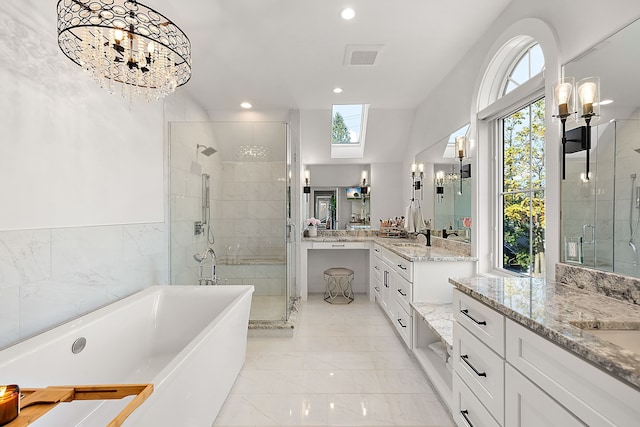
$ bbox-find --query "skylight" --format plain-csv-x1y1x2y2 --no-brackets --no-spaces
331,104,370,159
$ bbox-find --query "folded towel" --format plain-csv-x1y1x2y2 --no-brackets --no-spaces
428,341,448,362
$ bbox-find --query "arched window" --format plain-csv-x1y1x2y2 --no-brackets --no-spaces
502,43,544,96
477,38,546,277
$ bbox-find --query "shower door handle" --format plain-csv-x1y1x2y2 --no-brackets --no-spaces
287,223,296,243
582,224,595,245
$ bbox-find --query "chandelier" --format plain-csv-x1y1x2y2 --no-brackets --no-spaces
56,0,191,102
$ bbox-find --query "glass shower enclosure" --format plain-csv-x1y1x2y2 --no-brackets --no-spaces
169,121,296,321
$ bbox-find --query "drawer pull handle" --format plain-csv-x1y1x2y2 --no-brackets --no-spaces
374,265,380,270
332,244,345,247
397,264,407,270
460,410,474,427
374,286,380,292
375,248,380,252
397,289,407,297
460,354,486,377
460,309,487,326
397,318,407,328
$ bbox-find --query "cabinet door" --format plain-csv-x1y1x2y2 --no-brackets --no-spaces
505,364,585,427
383,264,395,319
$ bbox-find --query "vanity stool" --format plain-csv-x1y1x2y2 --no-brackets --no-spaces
323,267,354,304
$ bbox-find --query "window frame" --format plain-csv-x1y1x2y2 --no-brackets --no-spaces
496,96,546,276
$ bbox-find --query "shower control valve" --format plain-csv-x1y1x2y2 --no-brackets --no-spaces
194,221,204,236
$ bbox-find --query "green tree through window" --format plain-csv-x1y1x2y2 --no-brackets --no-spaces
332,112,351,143
501,98,546,276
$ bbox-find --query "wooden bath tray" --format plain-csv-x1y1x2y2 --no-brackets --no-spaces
7,383,153,427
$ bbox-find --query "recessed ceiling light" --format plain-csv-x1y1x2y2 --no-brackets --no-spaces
333,87,343,94
340,8,355,20
240,102,252,109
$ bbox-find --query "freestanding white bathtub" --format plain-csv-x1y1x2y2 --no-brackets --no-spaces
0,285,254,426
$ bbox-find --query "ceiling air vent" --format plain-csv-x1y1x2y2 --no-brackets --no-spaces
343,45,383,66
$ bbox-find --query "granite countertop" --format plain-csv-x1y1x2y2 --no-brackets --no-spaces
449,276,640,391
411,302,454,348
302,234,477,262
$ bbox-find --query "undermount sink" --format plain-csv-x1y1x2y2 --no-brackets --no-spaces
571,321,640,354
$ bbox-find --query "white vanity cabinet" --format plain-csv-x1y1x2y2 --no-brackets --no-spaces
372,244,411,346
453,288,640,427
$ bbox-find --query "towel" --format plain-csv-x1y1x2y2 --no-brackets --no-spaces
405,202,415,233
428,341,448,362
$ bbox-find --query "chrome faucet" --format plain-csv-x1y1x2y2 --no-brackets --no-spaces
193,247,219,285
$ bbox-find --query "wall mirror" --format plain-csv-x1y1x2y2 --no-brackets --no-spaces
304,164,371,231
561,18,640,278
415,124,472,241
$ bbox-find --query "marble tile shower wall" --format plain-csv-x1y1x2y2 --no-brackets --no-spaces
0,223,167,349
169,123,223,286
218,162,286,262
216,161,286,296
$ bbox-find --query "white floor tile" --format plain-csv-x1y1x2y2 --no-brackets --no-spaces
213,294,454,427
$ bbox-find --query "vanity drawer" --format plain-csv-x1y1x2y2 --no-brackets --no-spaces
453,290,504,356
395,274,412,314
453,373,500,427
382,247,413,283
453,322,504,425
313,242,365,249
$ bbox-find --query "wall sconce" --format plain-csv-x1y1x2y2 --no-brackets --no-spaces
411,163,424,200
435,170,445,202
303,170,310,199
361,170,368,195
554,76,599,180
455,136,467,195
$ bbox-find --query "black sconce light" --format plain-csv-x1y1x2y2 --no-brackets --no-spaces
435,170,444,203
411,163,424,200
303,170,310,199
361,170,368,195
455,136,467,195
554,77,599,180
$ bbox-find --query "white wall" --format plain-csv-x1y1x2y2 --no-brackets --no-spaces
0,1,208,349
402,0,640,278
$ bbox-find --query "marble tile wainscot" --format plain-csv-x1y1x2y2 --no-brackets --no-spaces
449,275,640,426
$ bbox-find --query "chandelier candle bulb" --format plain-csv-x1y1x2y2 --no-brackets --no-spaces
0,385,19,425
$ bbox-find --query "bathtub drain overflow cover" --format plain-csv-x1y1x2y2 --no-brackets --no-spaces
72,337,87,354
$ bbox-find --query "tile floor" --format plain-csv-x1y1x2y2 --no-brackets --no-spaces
213,293,454,427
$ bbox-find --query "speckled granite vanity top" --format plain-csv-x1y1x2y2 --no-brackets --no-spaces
303,234,476,262
450,276,640,390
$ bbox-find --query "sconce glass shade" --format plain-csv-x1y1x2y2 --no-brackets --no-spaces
455,136,467,159
553,77,574,119
435,170,445,186
577,77,600,120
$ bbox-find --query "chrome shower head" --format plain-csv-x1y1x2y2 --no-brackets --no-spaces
197,144,217,156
